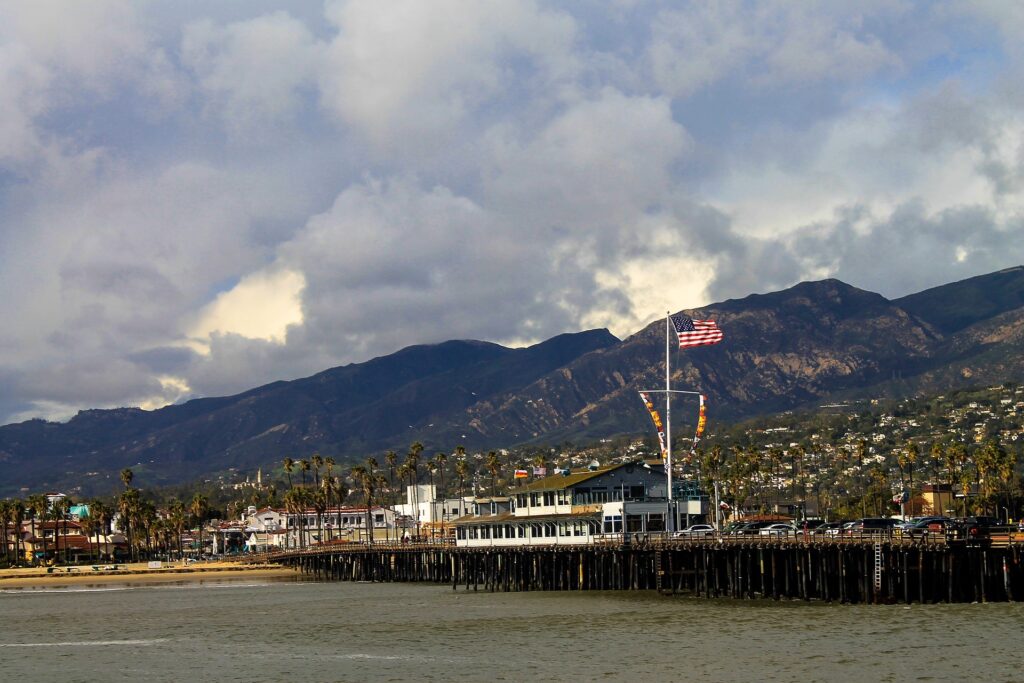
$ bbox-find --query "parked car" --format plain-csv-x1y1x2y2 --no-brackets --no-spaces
903,516,953,537
759,523,798,537
729,521,777,535
813,521,849,537
673,524,716,538
843,518,899,535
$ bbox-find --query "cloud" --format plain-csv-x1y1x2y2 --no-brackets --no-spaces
182,12,323,138
1,2,1024,424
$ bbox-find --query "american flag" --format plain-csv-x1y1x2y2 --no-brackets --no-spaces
671,314,723,349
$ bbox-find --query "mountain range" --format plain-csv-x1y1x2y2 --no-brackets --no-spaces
3,265,1024,496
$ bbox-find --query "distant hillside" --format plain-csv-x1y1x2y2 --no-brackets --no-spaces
2,265,1024,496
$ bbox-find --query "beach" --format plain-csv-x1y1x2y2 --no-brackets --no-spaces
0,561,296,589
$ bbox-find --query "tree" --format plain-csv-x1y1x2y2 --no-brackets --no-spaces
282,457,295,490
311,453,323,490
351,461,384,545
27,494,49,566
168,499,186,560
434,452,448,536
299,459,310,488
284,488,309,549
486,451,501,496
190,493,209,558
120,468,134,490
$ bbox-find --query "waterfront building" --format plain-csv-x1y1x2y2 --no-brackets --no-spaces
453,462,700,547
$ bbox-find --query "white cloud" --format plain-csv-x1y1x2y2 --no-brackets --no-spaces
188,268,306,349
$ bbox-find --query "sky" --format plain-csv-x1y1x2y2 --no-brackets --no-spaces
2,1,1024,425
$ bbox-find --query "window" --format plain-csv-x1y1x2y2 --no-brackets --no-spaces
557,490,570,505
592,488,608,503
603,515,622,533
626,514,644,533
646,513,665,532
542,491,555,506
530,493,539,507
457,527,466,540
374,514,384,524
629,485,646,499
517,525,526,538
544,523,555,537
469,527,478,539
481,526,491,539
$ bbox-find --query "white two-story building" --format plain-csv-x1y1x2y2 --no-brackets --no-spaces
453,462,696,547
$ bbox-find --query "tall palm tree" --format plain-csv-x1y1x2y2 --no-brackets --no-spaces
311,454,323,490
117,488,140,562
299,459,311,488
282,457,295,491
283,488,305,549
0,500,13,565
168,499,186,560
385,451,398,504
312,489,327,546
190,493,209,558
27,494,49,566
120,468,134,490
434,452,448,534
455,458,470,519
486,451,501,496
52,496,70,565
406,444,423,537
350,465,375,545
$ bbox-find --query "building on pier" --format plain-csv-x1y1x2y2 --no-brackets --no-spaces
453,462,704,547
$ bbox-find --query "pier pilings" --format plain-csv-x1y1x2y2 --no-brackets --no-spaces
274,540,1024,604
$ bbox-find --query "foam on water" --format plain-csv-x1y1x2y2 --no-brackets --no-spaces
0,639,168,648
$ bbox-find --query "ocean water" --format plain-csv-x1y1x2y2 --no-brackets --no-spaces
1,576,1021,682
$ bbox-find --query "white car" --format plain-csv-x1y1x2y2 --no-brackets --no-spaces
759,523,797,536
673,524,716,537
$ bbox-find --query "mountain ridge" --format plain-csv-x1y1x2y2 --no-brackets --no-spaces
2,267,1023,496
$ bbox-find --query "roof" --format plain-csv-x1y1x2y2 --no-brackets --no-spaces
509,463,632,493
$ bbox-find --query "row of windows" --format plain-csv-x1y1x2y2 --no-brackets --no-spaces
286,514,385,527
511,485,649,509
602,513,664,534
456,520,600,540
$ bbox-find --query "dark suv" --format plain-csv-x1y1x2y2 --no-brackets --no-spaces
903,516,953,538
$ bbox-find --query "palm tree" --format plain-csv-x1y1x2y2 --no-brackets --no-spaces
351,464,382,545
406,444,423,537
283,488,308,549
299,459,310,488
486,451,501,496
434,452,448,535
282,457,295,490
0,500,13,565
311,453,323,490
168,499,186,560
454,458,469,518
120,468,134,490
27,494,49,566
117,488,140,562
312,489,328,546
385,451,398,504
52,496,70,565
190,493,209,558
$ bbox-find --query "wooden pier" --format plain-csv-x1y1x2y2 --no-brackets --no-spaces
269,537,1024,604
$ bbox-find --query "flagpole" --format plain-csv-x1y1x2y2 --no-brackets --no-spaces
665,311,673,531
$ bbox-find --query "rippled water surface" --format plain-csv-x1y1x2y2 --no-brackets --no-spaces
2,576,1021,682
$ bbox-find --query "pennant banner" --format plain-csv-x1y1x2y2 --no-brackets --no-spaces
638,392,667,457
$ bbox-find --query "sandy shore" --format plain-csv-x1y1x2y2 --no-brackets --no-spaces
0,561,298,589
